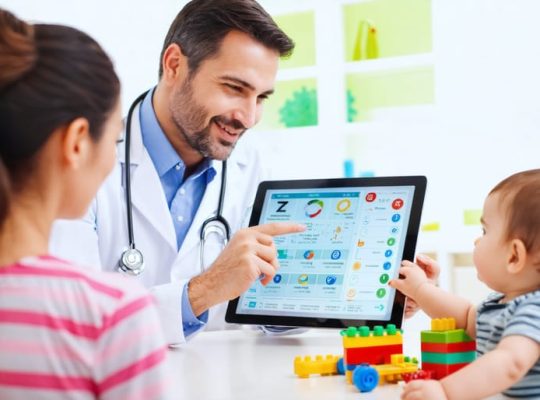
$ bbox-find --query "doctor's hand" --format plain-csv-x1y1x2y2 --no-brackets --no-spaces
187,222,305,316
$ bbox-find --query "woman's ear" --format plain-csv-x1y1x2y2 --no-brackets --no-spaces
507,238,527,274
61,118,91,169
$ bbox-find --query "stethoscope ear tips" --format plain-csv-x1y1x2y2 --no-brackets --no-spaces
118,247,145,276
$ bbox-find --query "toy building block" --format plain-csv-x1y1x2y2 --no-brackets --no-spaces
350,354,419,393
341,325,403,368
402,370,433,383
342,325,403,348
352,364,379,392
294,354,340,378
373,354,419,384
421,341,476,353
420,318,476,380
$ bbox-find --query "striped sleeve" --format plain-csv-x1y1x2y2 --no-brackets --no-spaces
93,285,172,400
503,293,540,343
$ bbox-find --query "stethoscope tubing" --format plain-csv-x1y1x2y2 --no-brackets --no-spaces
120,90,230,275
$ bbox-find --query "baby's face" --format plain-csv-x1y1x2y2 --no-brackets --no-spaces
473,193,509,291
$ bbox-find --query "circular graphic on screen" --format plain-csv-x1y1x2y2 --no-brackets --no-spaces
304,199,324,218
392,198,404,210
303,250,315,260
336,198,351,212
298,274,309,285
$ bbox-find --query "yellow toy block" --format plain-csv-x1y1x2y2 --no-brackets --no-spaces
342,332,403,348
294,354,340,378
374,354,419,384
341,325,403,349
431,318,456,331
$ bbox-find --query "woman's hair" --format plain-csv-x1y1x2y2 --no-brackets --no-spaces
0,9,120,225
490,169,540,265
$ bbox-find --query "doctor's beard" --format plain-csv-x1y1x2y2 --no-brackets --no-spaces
169,79,246,161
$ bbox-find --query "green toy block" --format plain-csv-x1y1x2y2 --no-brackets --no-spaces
341,324,402,338
421,351,476,364
421,329,473,344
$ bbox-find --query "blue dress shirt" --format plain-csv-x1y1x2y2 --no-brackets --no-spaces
139,89,216,338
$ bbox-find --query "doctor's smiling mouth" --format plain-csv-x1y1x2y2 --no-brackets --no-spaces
213,115,247,147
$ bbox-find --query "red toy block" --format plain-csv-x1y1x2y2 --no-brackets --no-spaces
402,369,433,382
421,341,476,353
421,362,469,380
344,344,403,366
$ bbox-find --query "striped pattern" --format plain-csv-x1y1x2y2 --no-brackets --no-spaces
0,255,171,399
477,290,540,398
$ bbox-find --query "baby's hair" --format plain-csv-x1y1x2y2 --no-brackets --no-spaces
490,169,540,268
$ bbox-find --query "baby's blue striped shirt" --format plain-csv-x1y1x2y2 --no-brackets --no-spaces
476,290,540,398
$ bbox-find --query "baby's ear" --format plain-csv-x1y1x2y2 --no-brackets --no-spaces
507,238,527,274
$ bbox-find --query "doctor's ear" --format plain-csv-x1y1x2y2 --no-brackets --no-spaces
60,117,92,170
161,43,188,83
506,238,528,274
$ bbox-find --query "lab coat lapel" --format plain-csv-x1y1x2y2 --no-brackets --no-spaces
177,161,223,260
120,108,177,253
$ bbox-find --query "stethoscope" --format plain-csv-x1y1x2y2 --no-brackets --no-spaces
118,90,231,276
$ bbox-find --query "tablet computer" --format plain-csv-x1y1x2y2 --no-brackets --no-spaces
225,175,427,329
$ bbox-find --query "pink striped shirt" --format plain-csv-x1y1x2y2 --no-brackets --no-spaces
0,255,171,399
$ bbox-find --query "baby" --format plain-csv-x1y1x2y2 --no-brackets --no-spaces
390,169,540,399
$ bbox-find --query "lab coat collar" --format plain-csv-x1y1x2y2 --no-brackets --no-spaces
118,99,252,257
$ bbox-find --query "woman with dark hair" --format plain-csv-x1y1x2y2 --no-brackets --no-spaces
0,9,170,399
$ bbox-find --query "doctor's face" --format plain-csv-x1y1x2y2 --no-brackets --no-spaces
169,30,279,160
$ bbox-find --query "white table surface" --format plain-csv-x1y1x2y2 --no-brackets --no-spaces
167,328,506,400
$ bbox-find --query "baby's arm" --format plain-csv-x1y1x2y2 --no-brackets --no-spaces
402,335,540,400
389,261,475,335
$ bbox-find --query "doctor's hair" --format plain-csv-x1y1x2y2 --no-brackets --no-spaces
159,0,294,77
489,169,540,267
0,8,120,225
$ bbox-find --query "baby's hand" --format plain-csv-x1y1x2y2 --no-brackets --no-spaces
389,260,429,300
401,379,447,400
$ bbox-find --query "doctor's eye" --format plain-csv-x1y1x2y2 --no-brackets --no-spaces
257,94,269,103
224,83,243,94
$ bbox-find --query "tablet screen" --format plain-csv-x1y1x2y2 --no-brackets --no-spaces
226,176,426,329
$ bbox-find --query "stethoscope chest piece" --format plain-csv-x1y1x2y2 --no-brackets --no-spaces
118,248,145,276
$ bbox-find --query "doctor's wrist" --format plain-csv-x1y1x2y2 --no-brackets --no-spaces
187,273,217,317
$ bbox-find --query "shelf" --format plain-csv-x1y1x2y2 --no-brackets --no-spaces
345,53,434,74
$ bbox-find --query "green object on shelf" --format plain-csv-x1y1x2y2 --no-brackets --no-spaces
274,11,316,69
279,86,318,128
258,78,317,130
352,20,379,61
347,90,358,123
463,209,482,226
343,0,432,62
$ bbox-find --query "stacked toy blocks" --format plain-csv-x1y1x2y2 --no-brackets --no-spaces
341,324,403,383
294,354,340,378
373,354,419,384
421,318,476,379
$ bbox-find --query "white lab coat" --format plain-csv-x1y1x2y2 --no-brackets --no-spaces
50,103,266,345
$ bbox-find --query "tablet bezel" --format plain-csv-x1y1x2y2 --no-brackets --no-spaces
225,175,427,329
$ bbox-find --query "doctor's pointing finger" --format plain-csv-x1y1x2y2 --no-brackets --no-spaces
187,222,305,316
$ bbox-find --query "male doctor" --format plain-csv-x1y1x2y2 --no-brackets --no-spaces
50,0,303,345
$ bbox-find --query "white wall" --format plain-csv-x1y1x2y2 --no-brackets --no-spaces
3,0,540,295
